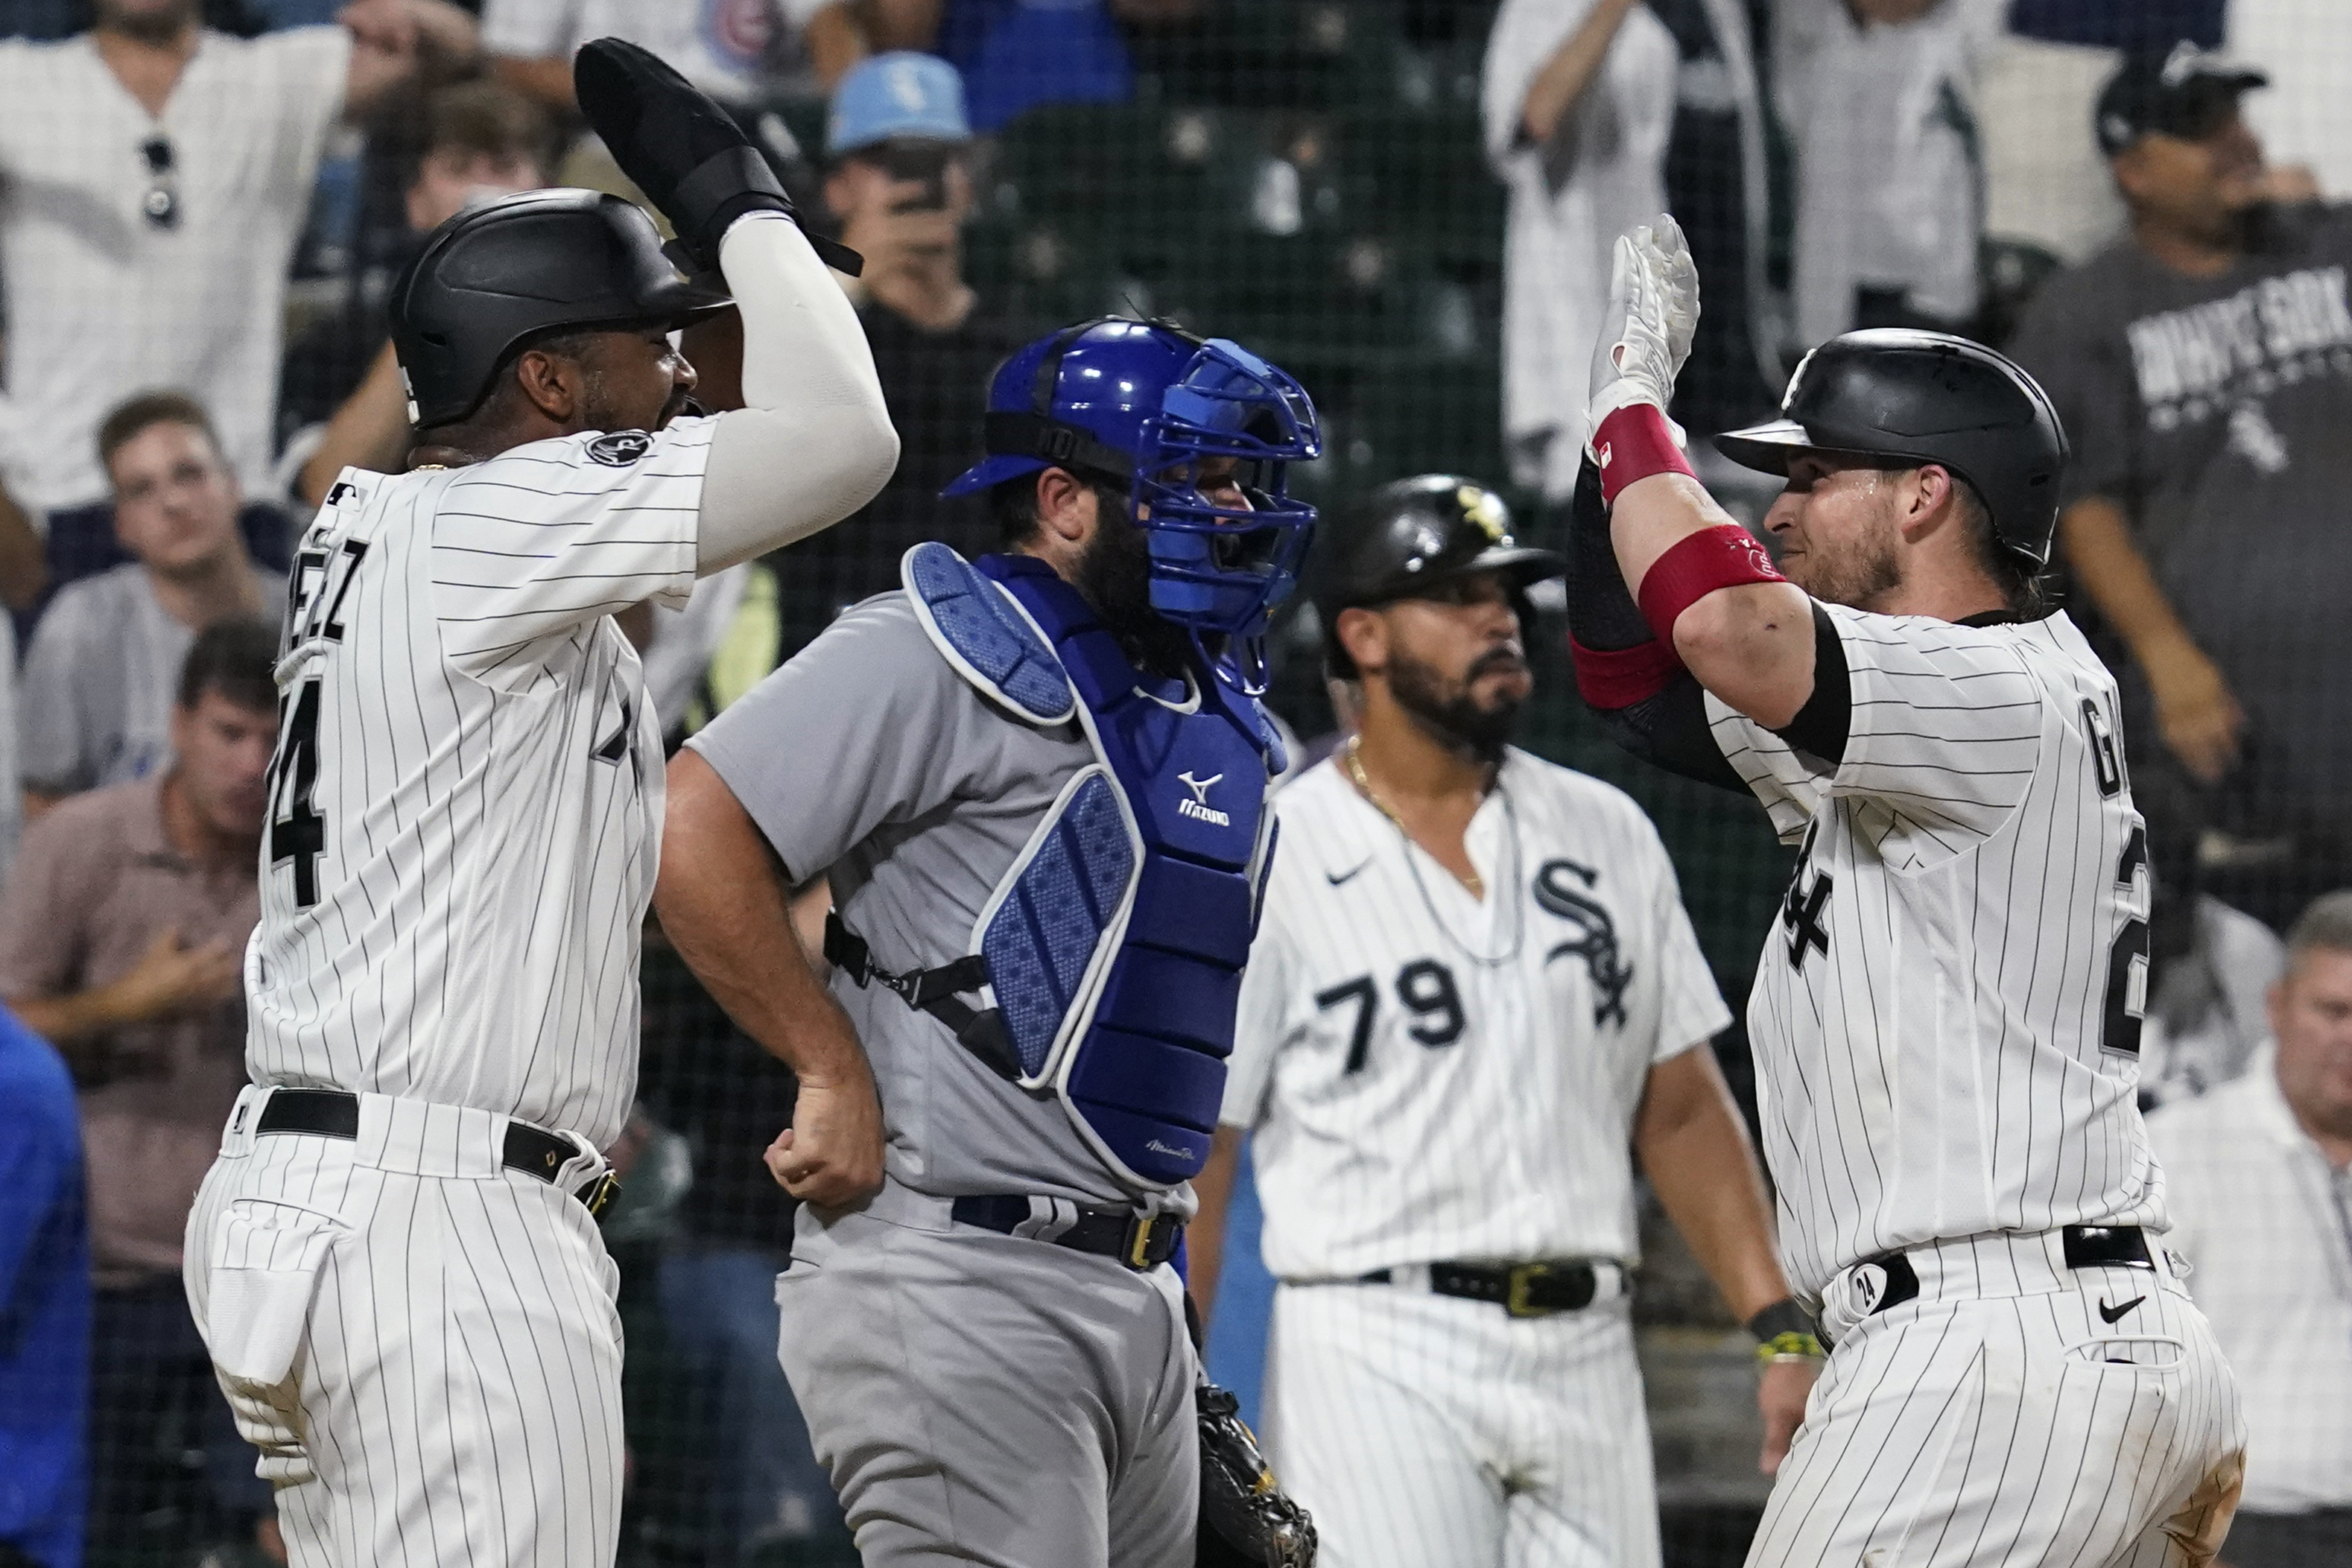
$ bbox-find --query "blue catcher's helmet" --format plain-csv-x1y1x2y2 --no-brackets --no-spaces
942,317,1322,691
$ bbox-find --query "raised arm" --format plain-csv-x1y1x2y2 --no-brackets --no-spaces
1516,0,1643,147
697,215,898,572
1581,219,1817,726
572,39,898,575
340,0,480,122
299,341,410,508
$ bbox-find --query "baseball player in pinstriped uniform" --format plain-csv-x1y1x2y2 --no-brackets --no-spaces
1189,474,1816,1568
181,42,896,1568
1566,216,2245,1566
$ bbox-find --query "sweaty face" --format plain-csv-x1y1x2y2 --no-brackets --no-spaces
2272,948,2352,1141
109,421,243,581
169,689,275,841
1763,454,1904,610
1368,573,1530,761
571,326,699,435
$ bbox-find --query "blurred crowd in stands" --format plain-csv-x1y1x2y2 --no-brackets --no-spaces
0,1,2348,1567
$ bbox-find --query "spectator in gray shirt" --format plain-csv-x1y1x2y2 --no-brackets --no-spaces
19,393,285,819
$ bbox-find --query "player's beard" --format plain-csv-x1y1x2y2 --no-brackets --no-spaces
1790,524,1902,611
1387,645,1524,764
1072,507,1196,678
576,368,691,436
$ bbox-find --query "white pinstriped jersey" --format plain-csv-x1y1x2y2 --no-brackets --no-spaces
1224,751,1730,1280
1707,604,2165,1301
245,423,708,1151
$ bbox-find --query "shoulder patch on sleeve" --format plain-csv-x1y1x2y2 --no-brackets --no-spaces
586,431,653,467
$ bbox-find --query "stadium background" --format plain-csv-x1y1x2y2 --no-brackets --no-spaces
6,0,2345,1564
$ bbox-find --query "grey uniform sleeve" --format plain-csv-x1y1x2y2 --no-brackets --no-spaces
684,594,994,881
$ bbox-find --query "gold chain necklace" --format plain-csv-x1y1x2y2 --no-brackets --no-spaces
1344,733,1483,899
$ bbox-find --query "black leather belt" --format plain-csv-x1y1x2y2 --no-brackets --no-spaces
1362,1260,1605,1318
1859,1224,2155,1321
950,1193,1183,1271
254,1088,620,1218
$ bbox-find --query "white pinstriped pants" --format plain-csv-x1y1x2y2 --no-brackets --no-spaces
1262,1282,1661,1568
1748,1233,2246,1568
184,1086,624,1568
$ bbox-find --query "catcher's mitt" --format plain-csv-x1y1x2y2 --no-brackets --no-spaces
1196,1380,1316,1567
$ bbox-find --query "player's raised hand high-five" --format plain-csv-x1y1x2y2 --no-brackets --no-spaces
1585,215,1700,457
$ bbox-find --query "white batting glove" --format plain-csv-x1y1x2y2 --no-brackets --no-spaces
1585,215,1701,459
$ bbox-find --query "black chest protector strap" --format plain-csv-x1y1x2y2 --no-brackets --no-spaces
824,910,1021,1082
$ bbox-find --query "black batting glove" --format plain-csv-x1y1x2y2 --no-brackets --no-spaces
573,37,862,278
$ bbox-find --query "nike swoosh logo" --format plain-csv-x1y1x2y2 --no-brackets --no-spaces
2097,1295,2146,1324
1326,861,1372,887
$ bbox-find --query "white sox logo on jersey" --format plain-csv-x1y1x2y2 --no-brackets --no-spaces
1781,821,1832,972
1533,859,1633,1027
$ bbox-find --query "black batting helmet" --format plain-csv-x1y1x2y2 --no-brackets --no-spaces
390,188,732,429
1714,329,2070,565
1316,474,1565,679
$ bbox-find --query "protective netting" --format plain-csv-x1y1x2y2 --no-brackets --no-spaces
13,0,2351,1564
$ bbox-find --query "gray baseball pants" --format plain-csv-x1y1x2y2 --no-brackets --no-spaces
775,1186,1198,1567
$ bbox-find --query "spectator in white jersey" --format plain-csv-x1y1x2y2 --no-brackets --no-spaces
0,620,280,1568
0,0,477,524
1188,475,1814,1568
2148,891,2352,1568
19,395,287,819
1482,0,1679,504
1565,220,2245,1565
1773,0,1999,346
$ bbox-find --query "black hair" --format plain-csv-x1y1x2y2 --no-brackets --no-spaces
177,619,279,714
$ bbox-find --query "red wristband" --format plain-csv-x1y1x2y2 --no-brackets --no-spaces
1594,404,1696,505
1568,635,1685,709
1635,524,1787,647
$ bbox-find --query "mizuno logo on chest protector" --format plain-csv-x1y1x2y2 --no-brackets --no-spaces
1178,771,1230,825
876,543,1284,1189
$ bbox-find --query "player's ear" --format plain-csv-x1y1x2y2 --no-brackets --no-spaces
1334,605,1386,678
1898,464,1956,542
1033,466,1095,547
512,344,583,425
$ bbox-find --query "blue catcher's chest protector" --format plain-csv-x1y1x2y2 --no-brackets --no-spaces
899,542,1281,1187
